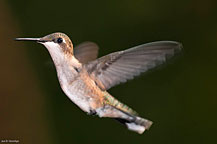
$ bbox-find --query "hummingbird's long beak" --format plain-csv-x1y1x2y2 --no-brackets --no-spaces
15,38,40,41
14,38,47,43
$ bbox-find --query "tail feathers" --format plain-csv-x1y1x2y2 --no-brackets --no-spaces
125,116,153,134
116,116,152,134
96,105,153,134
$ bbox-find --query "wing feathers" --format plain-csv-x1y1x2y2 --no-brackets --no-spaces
85,41,182,90
74,42,99,64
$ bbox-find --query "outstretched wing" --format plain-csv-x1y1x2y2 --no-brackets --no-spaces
85,41,182,90
74,42,99,64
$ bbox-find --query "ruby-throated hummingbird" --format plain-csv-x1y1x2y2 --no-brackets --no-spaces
15,32,182,134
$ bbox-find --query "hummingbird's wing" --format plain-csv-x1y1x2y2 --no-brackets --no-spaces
74,42,99,64
85,41,182,90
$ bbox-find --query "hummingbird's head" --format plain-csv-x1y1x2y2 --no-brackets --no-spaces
40,32,73,55
15,32,74,57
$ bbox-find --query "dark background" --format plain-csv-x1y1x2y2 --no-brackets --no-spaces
1,0,217,143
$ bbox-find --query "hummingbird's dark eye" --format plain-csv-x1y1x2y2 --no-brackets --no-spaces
57,37,63,44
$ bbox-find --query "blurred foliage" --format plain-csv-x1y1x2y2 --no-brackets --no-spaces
1,0,217,143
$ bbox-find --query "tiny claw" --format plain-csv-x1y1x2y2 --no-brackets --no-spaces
88,109,97,116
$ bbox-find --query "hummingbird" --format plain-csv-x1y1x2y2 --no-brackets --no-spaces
15,32,182,134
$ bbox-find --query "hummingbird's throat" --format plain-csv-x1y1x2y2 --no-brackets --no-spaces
43,41,73,59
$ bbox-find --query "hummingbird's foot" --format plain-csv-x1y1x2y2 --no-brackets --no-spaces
88,109,97,116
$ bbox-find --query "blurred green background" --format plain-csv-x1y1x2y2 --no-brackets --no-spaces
1,0,217,143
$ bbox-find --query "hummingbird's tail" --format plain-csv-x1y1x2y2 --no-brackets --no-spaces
115,114,153,134
96,104,153,134
97,92,153,134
